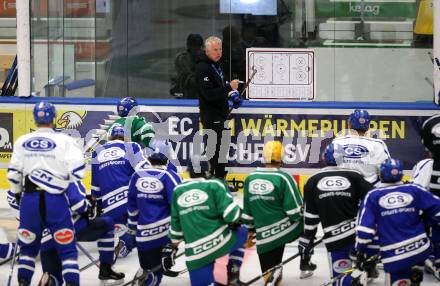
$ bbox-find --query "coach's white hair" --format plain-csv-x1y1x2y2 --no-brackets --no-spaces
205,36,222,50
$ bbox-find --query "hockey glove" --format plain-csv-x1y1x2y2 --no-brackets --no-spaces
245,230,256,248
162,243,178,271
228,91,242,109
85,195,100,219
352,250,368,271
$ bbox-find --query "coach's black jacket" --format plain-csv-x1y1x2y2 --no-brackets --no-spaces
195,54,232,124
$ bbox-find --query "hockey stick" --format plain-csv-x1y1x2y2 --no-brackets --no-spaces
244,237,324,285
319,255,380,286
77,243,100,270
6,241,19,286
228,66,258,114
80,258,99,272
4,68,17,96
122,252,185,286
1,56,16,96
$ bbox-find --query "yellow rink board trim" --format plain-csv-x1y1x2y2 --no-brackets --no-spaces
0,171,411,195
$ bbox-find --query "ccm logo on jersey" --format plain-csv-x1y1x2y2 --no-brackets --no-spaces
18,228,36,244
54,228,74,245
318,176,351,191
136,177,163,194
23,137,56,151
379,192,413,209
331,221,355,236
333,259,351,273
261,221,291,238
140,223,170,237
193,234,225,254
249,179,274,195
394,238,427,255
177,189,208,208
107,191,128,205
342,144,368,159
97,147,125,162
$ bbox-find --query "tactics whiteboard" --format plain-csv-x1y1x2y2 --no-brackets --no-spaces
246,48,315,101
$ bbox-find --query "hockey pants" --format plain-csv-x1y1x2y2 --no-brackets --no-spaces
189,227,248,286
18,192,79,286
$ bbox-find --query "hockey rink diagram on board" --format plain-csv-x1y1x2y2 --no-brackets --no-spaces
246,48,315,101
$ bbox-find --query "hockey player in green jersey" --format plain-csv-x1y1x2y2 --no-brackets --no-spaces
164,158,248,286
242,140,304,286
107,97,155,148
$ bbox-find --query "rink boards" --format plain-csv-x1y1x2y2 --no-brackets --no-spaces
0,97,437,191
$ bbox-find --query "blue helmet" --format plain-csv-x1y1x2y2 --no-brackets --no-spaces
323,143,337,166
349,109,370,131
148,140,171,163
33,101,56,125
110,125,125,139
380,158,403,183
117,97,138,117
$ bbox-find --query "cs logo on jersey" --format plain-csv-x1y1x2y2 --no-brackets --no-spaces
136,177,163,194
318,176,351,191
333,259,351,273
54,228,74,245
23,137,56,151
97,147,125,162
379,192,413,209
177,189,208,208
18,228,36,244
342,144,368,159
249,179,274,195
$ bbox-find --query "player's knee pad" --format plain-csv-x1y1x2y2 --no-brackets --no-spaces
410,266,424,286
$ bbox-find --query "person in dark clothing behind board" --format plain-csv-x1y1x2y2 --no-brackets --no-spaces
195,36,241,179
171,33,204,99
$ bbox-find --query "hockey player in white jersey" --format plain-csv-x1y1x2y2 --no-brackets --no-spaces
127,140,181,285
332,109,390,184
298,143,373,285
356,158,440,286
7,101,85,286
91,125,146,258
414,113,440,279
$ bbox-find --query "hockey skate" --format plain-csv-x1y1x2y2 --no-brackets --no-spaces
299,258,317,279
425,257,440,281
350,270,368,286
99,263,125,286
227,264,245,285
264,266,282,286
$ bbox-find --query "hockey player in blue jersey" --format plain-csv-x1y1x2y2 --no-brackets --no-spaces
127,140,182,285
91,125,146,258
356,158,440,286
7,101,85,286
7,181,125,286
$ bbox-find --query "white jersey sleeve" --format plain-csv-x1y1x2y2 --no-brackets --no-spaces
411,158,433,190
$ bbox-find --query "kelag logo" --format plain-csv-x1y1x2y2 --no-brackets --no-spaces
0,113,13,154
